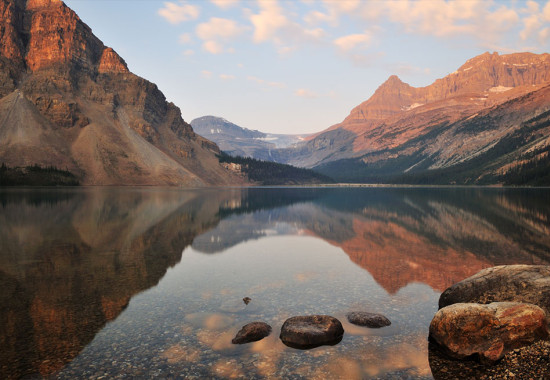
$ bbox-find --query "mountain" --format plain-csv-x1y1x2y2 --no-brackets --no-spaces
0,0,243,186
279,52,550,184
191,115,307,161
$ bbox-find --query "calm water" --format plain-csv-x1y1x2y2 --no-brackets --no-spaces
1,187,550,379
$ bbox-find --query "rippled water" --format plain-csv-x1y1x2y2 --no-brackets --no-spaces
1,187,549,379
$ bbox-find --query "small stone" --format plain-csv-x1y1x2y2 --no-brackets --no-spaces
346,311,391,328
231,322,272,344
279,315,344,349
243,297,251,305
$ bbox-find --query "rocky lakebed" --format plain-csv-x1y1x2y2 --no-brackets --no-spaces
229,265,550,379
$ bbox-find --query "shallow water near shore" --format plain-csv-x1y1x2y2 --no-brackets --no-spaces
1,186,550,379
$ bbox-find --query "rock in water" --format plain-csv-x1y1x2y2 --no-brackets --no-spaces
346,311,391,328
242,297,251,305
439,265,550,314
231,322,271,344
429,302,549,363
280,315,344,349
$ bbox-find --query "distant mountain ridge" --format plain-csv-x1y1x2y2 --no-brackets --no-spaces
274,52,550,184
191,115,307,161
0,0,243,186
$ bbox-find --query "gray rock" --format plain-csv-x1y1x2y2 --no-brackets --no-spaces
279,315,344,349
439,265,550,314
231,322,272,344
346,311,391,328
429,302,549,364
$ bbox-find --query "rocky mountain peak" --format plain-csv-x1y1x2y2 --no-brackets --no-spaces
26,0,62,9
0,0,243,186
98,47,128,74
341,52,550,127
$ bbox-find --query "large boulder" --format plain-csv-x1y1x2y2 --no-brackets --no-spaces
231,322,272,344
429,302,549,363
439,265,550,314
280,315,344,349
346,311,391,328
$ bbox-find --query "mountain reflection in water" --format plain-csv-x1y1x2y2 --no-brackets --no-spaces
1,187,549,379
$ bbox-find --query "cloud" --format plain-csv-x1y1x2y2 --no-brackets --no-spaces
248,0,326,52
183,49,195,56
158,1,199,24
211,0,239,9
545,1,550,21
202,40,223,54
219,74,236,80
247,76,286,89
250,0,288,43
196,17,247,54
334,33,371,51
294,88,318,98
519,0,548,41
179,33,193,44
196,17,247,40
201,70,213,79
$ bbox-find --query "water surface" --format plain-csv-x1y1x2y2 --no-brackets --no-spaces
1,187,549,379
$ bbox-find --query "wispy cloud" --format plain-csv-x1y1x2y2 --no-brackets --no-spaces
179,33,193,44
211,0,239,10
219,74,236,80
249,0,288,43
247,76,286,89
196,17,248,54
294,88,318,98
201,70,213,79
334,33,371,52
158,1,199,24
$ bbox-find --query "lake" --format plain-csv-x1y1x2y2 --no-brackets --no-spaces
1,187,550,379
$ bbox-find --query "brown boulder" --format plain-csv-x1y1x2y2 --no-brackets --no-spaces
280,315,344,349
346,311,391,328
231,322,271,344
429,302,549,363
439,265,550,315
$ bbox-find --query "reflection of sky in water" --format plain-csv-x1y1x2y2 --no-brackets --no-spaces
4,187,550,379
58,235,436,379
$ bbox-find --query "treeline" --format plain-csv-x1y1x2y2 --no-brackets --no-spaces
218,152,334,185
0,163,80,186
500,147,550,186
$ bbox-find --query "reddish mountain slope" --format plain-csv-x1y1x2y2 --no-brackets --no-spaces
284,52,550,177
0,0,244,185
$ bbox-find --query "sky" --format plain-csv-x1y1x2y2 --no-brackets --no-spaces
64,0,550,135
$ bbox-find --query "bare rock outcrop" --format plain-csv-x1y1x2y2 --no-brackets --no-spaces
429,302,549,363
438,265,550,315
0,0,243,186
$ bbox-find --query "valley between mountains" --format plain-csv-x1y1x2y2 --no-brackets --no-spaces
1,0,549,186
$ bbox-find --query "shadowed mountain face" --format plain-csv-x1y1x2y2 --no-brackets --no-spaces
273,52,550,184
0,0,242,185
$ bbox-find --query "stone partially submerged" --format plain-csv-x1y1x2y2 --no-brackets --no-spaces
231,322,272,344
429,302,549,363
346,312,391,328
280,315,344,349
438,265,550,314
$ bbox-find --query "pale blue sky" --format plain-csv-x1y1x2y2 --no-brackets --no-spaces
64,0,550,134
